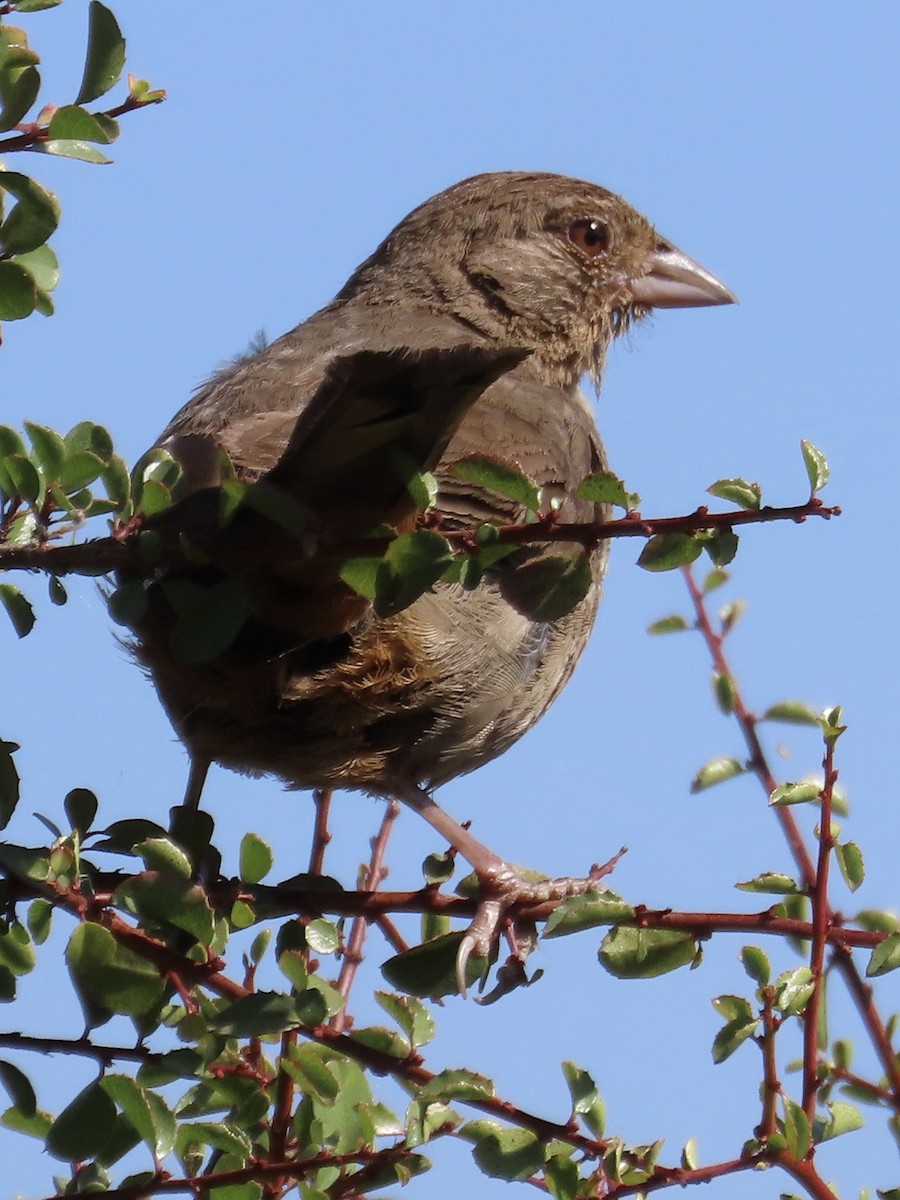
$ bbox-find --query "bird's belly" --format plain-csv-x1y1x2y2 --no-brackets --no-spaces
162,577,596,795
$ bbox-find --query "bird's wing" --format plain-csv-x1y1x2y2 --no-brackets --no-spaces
264,344,529,533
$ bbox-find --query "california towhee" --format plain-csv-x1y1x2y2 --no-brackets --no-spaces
129,172,734,983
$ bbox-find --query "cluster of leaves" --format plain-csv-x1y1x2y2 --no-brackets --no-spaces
0,419,178,635
1,641,898,1200
0,1,164,332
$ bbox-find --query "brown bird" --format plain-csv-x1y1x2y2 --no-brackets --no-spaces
128,172,735,986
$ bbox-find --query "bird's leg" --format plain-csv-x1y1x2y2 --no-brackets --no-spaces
182,753,211,811
394,783,609,995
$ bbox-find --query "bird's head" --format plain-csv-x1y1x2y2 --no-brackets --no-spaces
341,171,735,388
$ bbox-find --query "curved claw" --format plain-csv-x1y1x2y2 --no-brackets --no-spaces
456,933,478,998
455,896,504,997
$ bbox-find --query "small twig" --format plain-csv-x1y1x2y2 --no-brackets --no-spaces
0,92,165,156
331,799,400,1033
0,1031,161,1065
757,989,781,1137
802,742,837,1123
682,565,818,888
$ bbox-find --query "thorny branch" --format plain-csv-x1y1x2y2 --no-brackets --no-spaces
0,498,839,578
682,564,900,1145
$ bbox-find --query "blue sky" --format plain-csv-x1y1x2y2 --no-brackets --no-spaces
3,4,900,1197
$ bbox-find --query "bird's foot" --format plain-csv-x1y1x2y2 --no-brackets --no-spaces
456,859,614,997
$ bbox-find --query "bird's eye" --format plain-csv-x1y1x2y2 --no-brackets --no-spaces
567,219,609,258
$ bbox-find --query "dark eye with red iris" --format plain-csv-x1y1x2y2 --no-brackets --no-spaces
567,219,609,258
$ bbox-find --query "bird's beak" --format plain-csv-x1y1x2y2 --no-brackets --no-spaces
630,244,737,308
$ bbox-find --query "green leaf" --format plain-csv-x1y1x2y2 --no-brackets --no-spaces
712,671,735,714
703,527,739,567
707,477,761,509
26,898,51,944
163,577,250,664
814,1100,863,1143
209,991,307,1037
375,991,435,1049
382,933,489,997
736,872,800,895
774,966,815,1016
0,451,41,501
13,243,59,301
712,994,754,1023
284,1044,340,1106
561,1061,598,1114
801,439,829,494
239,832,273,884
599,927,697,979
463,1121,545,1181
638,532,702,572
576,469,633,509
66,921,167,1020
58,450,105,492
48,577,67,611
819,704,847,745
236,479,307,532
102,454,131,510
135,837,192,878
0,1060,36,1116
712,1015,759,1063
867,933,900,978
65,420,114,461
107,580,149,626
116,872,215,945
101,1074,176,1158
0,172,59,254
770,781,822,807
176,1120,252,1160
718,599,745,634
305,918,340,955
545,1151,579,1200
500,551,593,621
46,1081,117,1161
418,1069,494,1104
48,104,113,143
836,841,864,892
762,700,820,726
703,567,730,592
854,910,900,934
647,614,690,634
0,260,36,319
373,529,454,616
450,454,541,513
690,756,745,793
75,1,126,105
0,584,36,638
24,421,65,477
543,891,635,937
0,739,21,829
783,1099,813,1161
0,28,40,133
64,787,98,836
0,1103,52,1140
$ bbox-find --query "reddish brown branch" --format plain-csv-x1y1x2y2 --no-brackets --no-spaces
682,566,818,888
331,799,400,1033
0,92,165,156
0,1031,161,1065
802,745,837,1123
0,498,839,579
